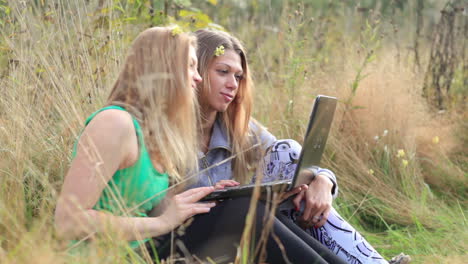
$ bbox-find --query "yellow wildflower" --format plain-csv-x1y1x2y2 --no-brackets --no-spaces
396,149,405,158
432,136,439,144
402,159,408,167
214,45,225,56
171,26,183,36
368,169,374,175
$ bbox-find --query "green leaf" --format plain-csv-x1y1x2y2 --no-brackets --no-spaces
123,17,137,22
113,4,125,13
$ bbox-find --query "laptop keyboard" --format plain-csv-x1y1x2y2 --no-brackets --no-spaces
219,179,292,192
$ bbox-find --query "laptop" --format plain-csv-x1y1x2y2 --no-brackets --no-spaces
201,95,337,201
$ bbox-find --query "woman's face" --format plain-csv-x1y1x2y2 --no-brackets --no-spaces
189,45,202,89
203,49,243,113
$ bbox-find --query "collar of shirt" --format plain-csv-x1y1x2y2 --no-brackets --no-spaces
208,116,231,152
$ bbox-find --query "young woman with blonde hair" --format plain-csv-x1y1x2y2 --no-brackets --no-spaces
54,26,215,257
189,29,410,264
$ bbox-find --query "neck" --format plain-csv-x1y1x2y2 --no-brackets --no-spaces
200,107,218,153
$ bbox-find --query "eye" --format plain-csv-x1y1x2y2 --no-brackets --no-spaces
235,75,244,81
217,69,228,74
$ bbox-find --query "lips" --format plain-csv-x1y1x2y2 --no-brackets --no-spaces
220,92,234,102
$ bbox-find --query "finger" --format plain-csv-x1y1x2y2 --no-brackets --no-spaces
214,183,225,190
308,204,323,223
311,212,322,224
316,208,330,228
186,187,216,202
219,180,240,188
217,180,239,185
178,187,210,197
197,201,216,207
214,180,240,190
306,197,325,222
283,184,307,200
223,180,240,185
179,186,214,201
193,202,216,210
293,191,305,211
187,205,213,217
301,200,312,222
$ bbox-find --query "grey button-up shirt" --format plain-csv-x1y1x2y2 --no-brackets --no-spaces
191,117,275,188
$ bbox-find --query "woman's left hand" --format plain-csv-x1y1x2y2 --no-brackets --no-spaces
293,174,333,228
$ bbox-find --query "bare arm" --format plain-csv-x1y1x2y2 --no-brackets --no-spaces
55,110,215,241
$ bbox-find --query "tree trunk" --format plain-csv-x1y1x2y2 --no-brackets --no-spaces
422,1,458,110
414,0,424,71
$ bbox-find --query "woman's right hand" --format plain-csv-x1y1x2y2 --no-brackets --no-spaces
214,180,240,190
159,186,216,231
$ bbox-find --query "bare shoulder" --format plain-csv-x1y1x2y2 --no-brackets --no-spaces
76,109,137,160
85,109,135,139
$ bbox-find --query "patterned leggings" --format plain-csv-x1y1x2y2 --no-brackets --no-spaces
263,139,388,264
280,207,387,264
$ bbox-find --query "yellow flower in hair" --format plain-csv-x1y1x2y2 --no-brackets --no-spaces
396,149,405,158
368,169,374,175
171,26,183,36
214,45,225,56
432,136,439,144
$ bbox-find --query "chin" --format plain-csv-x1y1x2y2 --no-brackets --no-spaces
222,104,233,112
213,103,230,113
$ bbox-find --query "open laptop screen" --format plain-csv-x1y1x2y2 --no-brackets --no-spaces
291,95,337,188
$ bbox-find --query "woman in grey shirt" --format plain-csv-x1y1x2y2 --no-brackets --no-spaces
189,28,409,264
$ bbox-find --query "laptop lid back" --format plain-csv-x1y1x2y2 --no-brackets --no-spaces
290,95,337,188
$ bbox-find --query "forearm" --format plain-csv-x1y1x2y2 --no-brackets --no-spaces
311,167,338,198
55,209,171,241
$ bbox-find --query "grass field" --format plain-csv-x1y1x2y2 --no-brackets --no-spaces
0,1,466,263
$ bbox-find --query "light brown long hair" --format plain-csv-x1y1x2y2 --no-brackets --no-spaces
107,26,198,182
195,29,260,183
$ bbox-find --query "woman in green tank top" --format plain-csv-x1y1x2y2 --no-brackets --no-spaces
54,26,215,256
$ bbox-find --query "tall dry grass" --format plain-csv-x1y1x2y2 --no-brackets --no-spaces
0,0,466,263
243,6,466,229
0,1,134,262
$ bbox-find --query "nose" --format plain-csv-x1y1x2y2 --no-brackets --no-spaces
193,71,202,84
226,74,238,90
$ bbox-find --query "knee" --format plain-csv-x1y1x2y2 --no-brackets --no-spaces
262,139,302,181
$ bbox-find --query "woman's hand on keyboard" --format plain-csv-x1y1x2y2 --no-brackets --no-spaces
159,187,216,232
214,180,240,190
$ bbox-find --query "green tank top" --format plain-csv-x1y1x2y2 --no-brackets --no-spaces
71,105,169,250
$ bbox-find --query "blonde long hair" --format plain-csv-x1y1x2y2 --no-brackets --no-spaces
107,26,198,182
195,29,259,184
